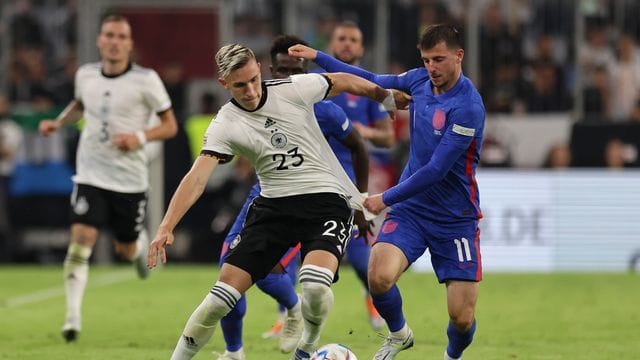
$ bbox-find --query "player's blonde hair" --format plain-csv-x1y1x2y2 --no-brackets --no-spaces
215,44,256,79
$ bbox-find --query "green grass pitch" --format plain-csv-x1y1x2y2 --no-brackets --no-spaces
1,265,638,359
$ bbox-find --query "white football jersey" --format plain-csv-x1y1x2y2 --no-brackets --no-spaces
73,62,171,193
202,73,369,215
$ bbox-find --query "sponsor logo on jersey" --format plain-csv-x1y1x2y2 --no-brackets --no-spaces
229,234,241,249
264,118,276,128
271,132,287,148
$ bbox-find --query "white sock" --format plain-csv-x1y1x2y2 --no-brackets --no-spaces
444,349,462,360
391,323,409,339
132,229,148,260
297,265,334,353
63,243,92,329
170,281,241,360
287,294,302,318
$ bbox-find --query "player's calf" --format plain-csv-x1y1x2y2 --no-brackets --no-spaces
295,265,334,354
445,319,476,360
170,282,240,359
279,294,303,353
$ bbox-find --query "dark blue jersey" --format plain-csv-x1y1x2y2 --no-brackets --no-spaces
314,100,356,182
315,52,485,222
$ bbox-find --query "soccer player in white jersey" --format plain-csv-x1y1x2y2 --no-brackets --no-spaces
38,14,177,343
147,43,405,360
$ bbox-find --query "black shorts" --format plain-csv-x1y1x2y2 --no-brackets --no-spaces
70,183,147,243
224,192,353,283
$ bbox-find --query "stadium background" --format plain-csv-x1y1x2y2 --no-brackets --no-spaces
2,1,640,359
2,0,640,270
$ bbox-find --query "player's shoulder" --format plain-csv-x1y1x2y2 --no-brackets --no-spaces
290,73,326,85
129,63,161,79
401,67,430,82
263,77,294,87
458,76,486,111
215,102,235,118
263,73,322,88
76,62,102,76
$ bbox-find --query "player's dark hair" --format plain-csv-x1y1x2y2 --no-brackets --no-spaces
418,24,462,50
270,34,309,64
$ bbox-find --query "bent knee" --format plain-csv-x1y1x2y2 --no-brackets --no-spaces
449,312,475,331
368,271,396,295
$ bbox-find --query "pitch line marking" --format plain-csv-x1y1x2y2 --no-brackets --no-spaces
1,270,135,309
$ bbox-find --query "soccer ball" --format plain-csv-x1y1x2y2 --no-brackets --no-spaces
310,343,358,360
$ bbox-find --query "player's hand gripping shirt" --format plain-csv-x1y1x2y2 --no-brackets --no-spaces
315,52,485,222
73,63,172,193
202,73,372,218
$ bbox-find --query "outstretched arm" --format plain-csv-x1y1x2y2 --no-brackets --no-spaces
364,104,484,214
324,73,395,107
289,45,404,90
323,72,409,112
364,135,470,215
148,154,219,268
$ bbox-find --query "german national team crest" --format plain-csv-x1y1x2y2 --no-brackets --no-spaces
432,108,446,134
271,132,287,148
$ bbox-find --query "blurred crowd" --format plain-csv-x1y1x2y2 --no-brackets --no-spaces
2,0,640,262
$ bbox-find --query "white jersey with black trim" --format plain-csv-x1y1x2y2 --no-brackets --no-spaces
73,62,171,193
202,73,371,217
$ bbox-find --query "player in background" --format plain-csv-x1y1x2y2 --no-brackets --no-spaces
262,22,392,338
147,43,405,360
290,23,485,360
213,34,371,360
324,20,397,330
38,14,178,342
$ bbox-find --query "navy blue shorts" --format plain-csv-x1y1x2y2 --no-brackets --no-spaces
375,210,481,283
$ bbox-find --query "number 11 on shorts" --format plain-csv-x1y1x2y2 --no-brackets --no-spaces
453,238,472,262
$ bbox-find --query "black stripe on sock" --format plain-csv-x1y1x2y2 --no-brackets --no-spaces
209,286,237,309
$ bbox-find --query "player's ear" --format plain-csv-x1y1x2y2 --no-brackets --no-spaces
457,48,464,63
218,78,228,89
